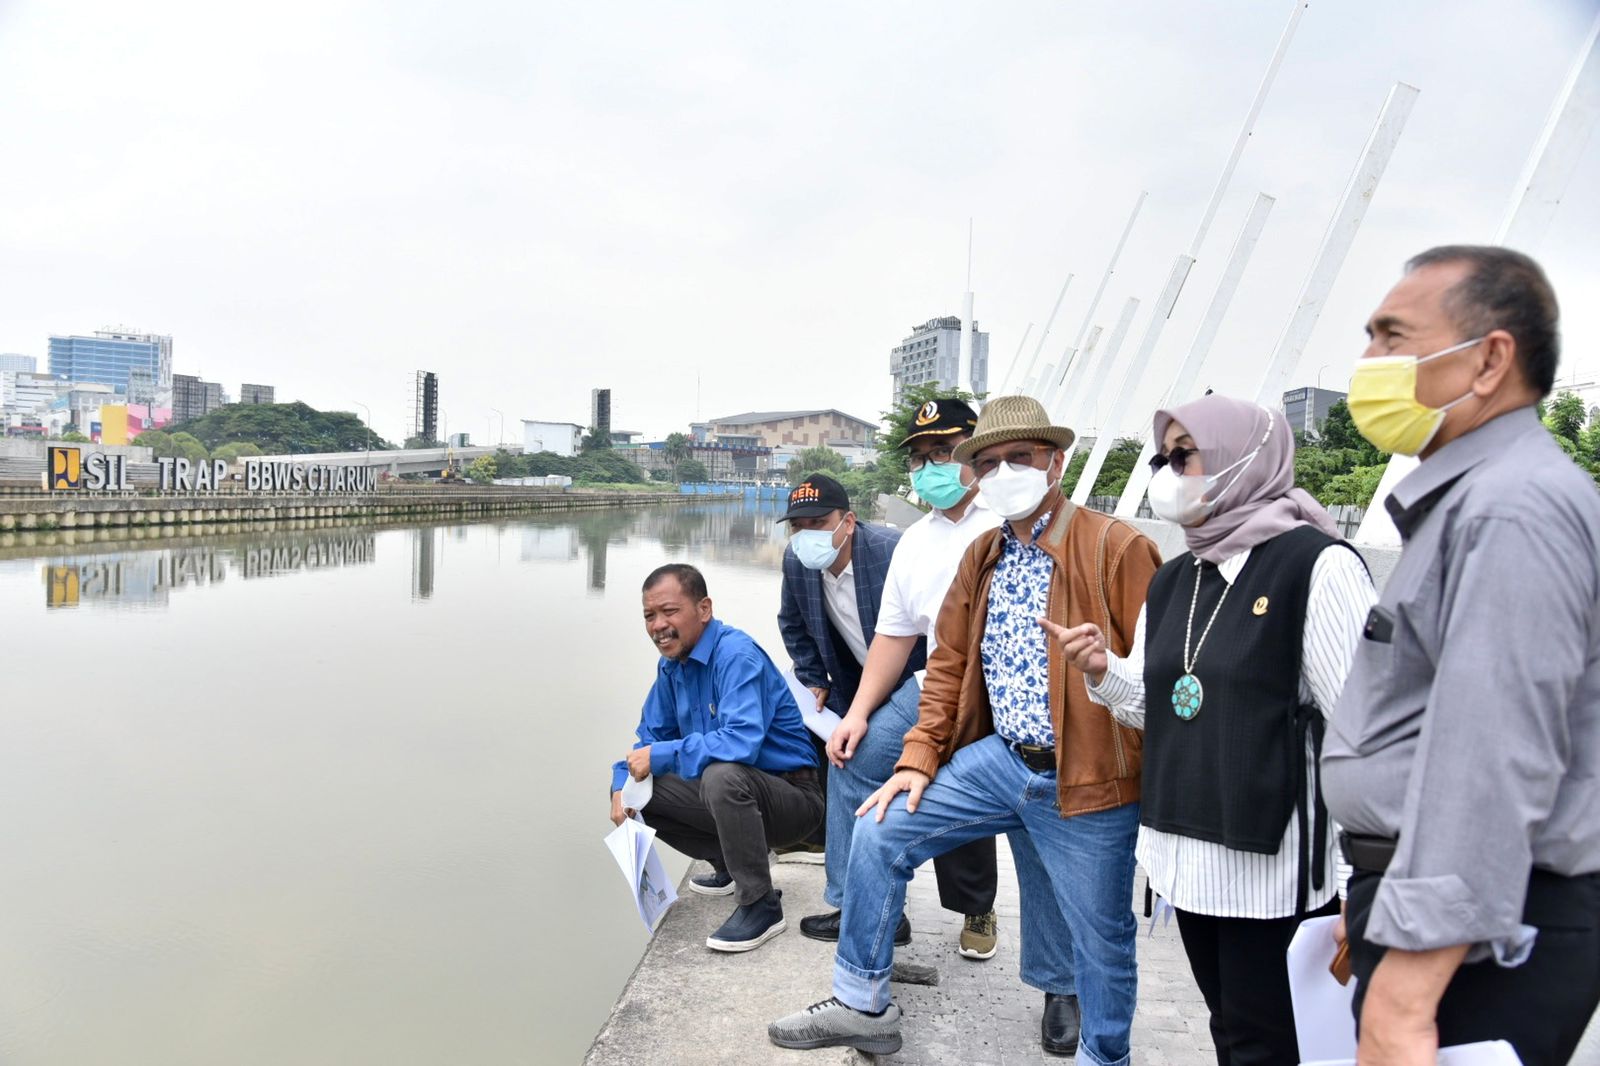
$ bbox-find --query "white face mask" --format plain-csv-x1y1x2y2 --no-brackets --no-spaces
1146,417,1271,527
978,461,1052,521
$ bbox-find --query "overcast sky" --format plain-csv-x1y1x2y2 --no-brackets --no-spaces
2,0,1596,446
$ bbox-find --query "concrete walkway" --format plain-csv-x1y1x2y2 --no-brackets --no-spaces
586,845,1215,1065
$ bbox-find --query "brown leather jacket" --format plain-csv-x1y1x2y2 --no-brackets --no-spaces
897,493,1161,816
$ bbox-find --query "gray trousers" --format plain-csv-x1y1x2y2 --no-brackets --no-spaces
644,762,824,905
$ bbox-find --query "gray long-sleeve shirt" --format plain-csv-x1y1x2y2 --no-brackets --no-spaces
1322,406,1600,964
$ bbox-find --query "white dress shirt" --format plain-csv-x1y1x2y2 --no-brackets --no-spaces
875,497,1003,658
821,562,869,667
1088,542,1375,919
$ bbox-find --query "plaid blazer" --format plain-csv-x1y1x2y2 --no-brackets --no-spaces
778,520,924,714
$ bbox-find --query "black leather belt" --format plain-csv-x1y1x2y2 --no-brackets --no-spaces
1340,831,1398,873
1004,739,1056,773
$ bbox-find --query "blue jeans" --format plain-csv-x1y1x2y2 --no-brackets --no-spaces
823,676,922,907
833,734,1140,1066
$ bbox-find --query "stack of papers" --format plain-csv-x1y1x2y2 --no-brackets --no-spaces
603,815,677,933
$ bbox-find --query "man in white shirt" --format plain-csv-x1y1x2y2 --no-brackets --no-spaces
795,400,1008,965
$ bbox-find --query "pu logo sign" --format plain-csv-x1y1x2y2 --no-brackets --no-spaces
49,446,81,490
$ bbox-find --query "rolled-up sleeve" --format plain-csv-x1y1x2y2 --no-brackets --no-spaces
1368,514,1590,962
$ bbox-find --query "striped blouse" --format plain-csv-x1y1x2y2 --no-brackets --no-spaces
1087,542,1375,919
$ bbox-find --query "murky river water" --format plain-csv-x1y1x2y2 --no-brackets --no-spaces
0,499,793,1065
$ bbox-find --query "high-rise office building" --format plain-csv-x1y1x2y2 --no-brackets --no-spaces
591,388,612,436
240,383,275,405
0,354,36,373
172,374,224,424
414,371,439,442
1281,386,1349,438
48,329,172,396
888,316,988,405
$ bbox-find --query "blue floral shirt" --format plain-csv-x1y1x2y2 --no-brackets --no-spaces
981,512,1056,747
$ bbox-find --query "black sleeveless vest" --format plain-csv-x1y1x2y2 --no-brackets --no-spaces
1141,524,1358,911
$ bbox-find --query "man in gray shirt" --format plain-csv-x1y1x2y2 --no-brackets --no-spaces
1323,245,1600,1066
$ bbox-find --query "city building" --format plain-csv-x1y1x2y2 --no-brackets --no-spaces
522,419,584,457
706,409,878,450
127,367,157,405
635,440,772,483
171,374,225,424
888,315,989,404
0,354,36,373
240,383,275,405
1282,386,1349,438
591,388,612,436
3,371,70,415
47,328,172,396
414,371,439,443
610,429,643,445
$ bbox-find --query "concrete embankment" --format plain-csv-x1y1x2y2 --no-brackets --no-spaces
0,487,690,534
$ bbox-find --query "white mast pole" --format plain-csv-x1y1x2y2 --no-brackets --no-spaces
1062,296,1141,465
1356,11,1600,547
1115,191,1277,516
1063,0,1307,490
1044,191,1148,411
1007,273,1074,394
1252,82,1421,408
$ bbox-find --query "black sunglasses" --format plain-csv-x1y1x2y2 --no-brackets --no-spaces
1148,446,1197,476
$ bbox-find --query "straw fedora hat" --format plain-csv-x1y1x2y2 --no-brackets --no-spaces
952,395,1076,464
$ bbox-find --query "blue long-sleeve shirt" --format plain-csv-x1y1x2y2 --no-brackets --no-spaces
610,618,819,793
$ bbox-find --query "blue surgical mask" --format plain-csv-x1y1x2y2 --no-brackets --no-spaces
792,521,845,571
911,461,970,510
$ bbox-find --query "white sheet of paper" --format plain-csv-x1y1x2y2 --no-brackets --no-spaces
603,817,678,933
783,666,844,742
620,772,653,811
1302,1039,1521,1066
1288,915,1357,1063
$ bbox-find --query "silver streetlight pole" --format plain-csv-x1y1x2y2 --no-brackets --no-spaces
490,407,504,445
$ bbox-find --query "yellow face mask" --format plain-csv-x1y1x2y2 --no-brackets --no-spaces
1347,337,1484,456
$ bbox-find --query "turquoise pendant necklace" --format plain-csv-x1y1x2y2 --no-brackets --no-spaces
1173,561,1229,721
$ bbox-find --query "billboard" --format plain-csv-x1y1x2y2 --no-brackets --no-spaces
98,403,173,447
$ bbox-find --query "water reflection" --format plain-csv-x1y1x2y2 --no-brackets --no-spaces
10,499,791,611
0,497,796,1066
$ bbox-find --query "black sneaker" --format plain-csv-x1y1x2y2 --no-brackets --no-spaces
706,890,786,952
689,869,735,896
798,909,911,946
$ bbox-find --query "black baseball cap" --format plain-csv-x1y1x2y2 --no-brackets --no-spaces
779,474,851,522
900,398,979,447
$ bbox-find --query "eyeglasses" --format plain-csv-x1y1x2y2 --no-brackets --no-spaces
1148,446,1197,475
972,444,1054,480
906,445,957,472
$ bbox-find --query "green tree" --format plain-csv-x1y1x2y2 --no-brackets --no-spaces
1317,399,1387,466
663,432,692,467
675,458,710,483
1087,438,1145,497
787,445,848,486
405,435,442,449
1543,390,1587,448
213,441,264,463
1323,464,1388,506
166,401,388,453
170,432,210,464
58,430,90,443
581,426,612,453
132,429,178,457
467,455,498,484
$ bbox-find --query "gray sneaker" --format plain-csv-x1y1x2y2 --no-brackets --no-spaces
768,997,902,1055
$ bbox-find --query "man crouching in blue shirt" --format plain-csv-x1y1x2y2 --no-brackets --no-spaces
612,563,824,952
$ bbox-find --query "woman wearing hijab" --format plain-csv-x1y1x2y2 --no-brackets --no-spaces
1046,394,1376,1066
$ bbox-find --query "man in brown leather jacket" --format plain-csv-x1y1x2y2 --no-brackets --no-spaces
770,396,1160,1063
